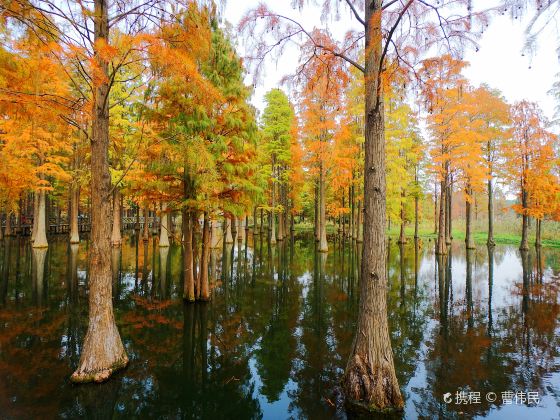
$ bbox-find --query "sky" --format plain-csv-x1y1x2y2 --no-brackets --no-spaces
223,0,560,124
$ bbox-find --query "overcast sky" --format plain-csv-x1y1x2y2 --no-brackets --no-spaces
224,0,560,125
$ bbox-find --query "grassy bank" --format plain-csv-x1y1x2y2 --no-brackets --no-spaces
292,221,560,248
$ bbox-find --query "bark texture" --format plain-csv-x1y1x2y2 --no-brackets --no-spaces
342,1,403,412
111,189,122,246
199,212,210,301
71,0,128,383
159,202,170,247
183,209,195,302
69,185,80,244
32,190,48,249
487,179,495,247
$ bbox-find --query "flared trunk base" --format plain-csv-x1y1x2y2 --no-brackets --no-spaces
70,356,128,384
342,354,404,415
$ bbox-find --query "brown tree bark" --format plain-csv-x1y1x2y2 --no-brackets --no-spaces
318,162,328,252
71,0,127,383
487,178,495,247
199,212,210,301
110,189,122,246
465,186,475,249
183,209,195,302
535,218,542,248
341,1,403,412
33,190,48,248
5,212,12,237
143,204,149,242
159,202,170,247
520,188,529,251
398,189,406,244
436,177,447,255
69,185,80,244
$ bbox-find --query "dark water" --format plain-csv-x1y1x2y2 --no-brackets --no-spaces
0,233,559,419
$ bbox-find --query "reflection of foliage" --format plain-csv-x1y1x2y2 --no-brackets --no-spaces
0,235,559,418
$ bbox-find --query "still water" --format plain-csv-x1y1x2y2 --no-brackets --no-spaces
0,233,559,419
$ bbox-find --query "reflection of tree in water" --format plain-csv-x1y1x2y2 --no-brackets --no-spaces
287,249,340,419
254,239,300,403
416,246,560,419
388,241,430,395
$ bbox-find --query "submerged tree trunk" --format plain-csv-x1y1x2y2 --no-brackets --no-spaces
225,216,233,244
5,212,12,237
71,0,128,383
199,212,210,301
487,179,495,247
446,177,452,244
69,185,80,244
143,204,149,242
111,189,122,246
33,190,48,248
318,162,328,252
159,202,170,247
520,188,529,251
535,218,542,248
436,177,447,255
398,189,406,244
465,186,475,249
183,209,195,302
342,2,403,412
31,193,38,241
314,181,319,242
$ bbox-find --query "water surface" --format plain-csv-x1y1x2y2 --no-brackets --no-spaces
0,234,559,419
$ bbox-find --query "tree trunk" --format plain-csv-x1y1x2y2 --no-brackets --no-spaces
71,0,128,383
487,179,495,247
465,186,475,249
31,193,38,241
414,194,419,240
519,188,529,251
199,212,210,301
436,178,447,255
238,217,245,242
446,177,452,244
111,189,122,246
318,162,328,252
183,209,195,302
159,202,170,247
192,213,200,298
535,218,542,248
356,200,363,243
143,204,149,242
433,178,438,234
69,185,80,244
314,181,319,242
342,1,403,412
398,189,406,244
225,216,233,244
33,190,48,248
5,212,12,237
